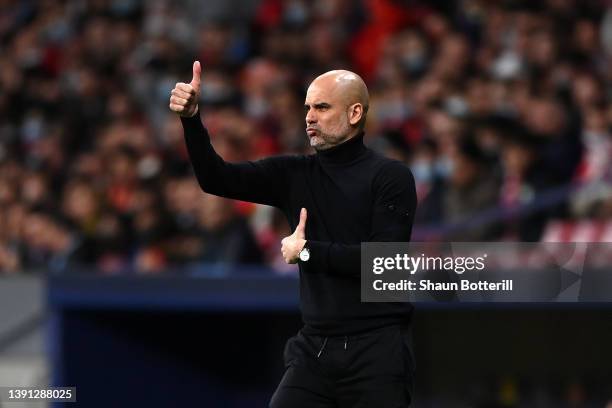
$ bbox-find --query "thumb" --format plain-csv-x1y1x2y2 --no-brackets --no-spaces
190,61,201,90
295,208,307,237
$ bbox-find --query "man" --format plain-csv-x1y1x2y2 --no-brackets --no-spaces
170,61,417,407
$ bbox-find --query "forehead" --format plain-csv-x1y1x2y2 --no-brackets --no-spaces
305,78,341,104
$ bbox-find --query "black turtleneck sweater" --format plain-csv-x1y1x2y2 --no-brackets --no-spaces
181,114,417,336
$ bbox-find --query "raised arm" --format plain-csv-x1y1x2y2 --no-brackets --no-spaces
170,61,293,208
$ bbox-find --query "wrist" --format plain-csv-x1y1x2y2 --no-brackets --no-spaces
298,240,310,262
180,105,199,118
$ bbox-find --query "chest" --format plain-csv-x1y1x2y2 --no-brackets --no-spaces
287,162,377,241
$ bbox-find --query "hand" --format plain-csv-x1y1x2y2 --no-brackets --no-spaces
281,208,307,264
169,61,201,118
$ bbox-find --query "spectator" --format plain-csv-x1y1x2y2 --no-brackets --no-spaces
193,193,262,266
2,0,612,274
442,137,500,241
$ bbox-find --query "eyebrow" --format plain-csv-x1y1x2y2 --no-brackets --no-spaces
304,102,331,110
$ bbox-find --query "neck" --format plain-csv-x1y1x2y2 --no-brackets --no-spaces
316,131,367,165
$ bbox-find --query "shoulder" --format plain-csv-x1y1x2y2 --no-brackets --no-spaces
371,154,415,187
368,154,417,212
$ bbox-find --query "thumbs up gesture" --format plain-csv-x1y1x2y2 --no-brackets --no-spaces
169,61,201,118
281,208,308,264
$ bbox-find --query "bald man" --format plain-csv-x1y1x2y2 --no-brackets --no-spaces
171,62,416,407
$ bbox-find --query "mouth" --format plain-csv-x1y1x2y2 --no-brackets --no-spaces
306,128,318,137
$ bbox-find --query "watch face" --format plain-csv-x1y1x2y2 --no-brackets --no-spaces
299,248,310,262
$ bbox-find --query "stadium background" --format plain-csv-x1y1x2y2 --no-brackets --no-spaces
0,0,611,406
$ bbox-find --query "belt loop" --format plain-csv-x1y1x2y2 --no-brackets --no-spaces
317,337,328,358
344,336,348,350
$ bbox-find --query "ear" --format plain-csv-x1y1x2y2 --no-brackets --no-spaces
348,103,364,126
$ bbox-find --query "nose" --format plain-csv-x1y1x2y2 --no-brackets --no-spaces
306,109,316,125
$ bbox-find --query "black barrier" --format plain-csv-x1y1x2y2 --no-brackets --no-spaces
47,273,612,407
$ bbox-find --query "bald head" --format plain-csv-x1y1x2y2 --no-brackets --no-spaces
304,70,370,150
311,70,370,113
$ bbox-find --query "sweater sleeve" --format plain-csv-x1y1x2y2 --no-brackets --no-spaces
181,113,294,208
306,161,416,276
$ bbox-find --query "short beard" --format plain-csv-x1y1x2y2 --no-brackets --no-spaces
310,124,352,151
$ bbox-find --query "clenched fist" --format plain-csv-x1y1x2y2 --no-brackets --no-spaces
169,61,201,118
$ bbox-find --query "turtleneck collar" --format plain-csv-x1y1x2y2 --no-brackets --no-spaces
316,132,367,165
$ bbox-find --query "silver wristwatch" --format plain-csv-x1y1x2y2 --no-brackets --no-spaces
299,243,310,262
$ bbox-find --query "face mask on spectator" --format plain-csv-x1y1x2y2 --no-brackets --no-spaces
434,156,454,179
375,101,410,123
245,97,270,119
411,160,434,184
583,131,608,143
400,52,427,74
21,113,45,143
285,2,308,25
201,80,235,105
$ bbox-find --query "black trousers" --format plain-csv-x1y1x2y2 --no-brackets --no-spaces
269,324,415,408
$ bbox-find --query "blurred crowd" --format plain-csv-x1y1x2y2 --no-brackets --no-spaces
1,0,611,274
